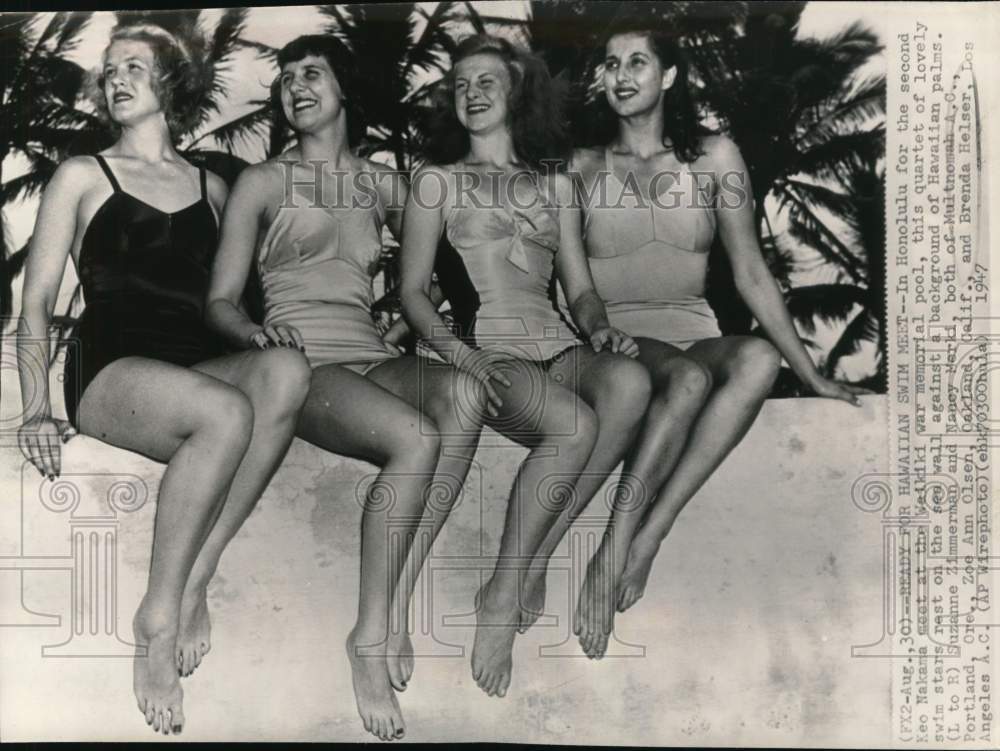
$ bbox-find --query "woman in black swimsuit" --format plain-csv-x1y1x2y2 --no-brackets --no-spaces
15,24,310,735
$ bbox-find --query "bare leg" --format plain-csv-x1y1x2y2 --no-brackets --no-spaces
76,358,254,735
363,357,487,691
175,347,311,676
470,357,598,698
297,361,441,741
618,336,780,610
519,348,651,637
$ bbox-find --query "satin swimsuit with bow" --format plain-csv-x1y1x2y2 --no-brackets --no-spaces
64,155,223,428
256,166,397,374
580,148,722,349
444,167,578,362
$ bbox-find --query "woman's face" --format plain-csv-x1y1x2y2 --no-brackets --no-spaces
454,52,512,136
603,32,675,118
103,39,162,126
279,54,344,134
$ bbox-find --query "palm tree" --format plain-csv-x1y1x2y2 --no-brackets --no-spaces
317,3,464,171
1,12,98,321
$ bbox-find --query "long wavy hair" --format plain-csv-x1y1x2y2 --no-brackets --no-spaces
423,35,570,171
91,23,210,140
270,35,367,149
590,21,707,163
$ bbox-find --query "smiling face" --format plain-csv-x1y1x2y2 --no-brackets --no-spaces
453,52,513,135
603,32,675,118
279,54,344,134
103,39,162,126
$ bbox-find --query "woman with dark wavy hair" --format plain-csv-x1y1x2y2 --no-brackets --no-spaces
16,23,311,735
401,34,651,698
566,21,867,658
207,34,487,741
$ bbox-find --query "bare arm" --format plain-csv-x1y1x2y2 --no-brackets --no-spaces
399,166,507,412
552,172,637,356
710,136,861,404
17,158,89,475
206,165,302,351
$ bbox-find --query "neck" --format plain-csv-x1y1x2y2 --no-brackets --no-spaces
115,116,178,163
614,104,667,159
297,116,352,169
467,127,517,168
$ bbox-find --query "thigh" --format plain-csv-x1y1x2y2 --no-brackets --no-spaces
682,335,755,380
75,356,243,462
365,356,482,433
546,344,645,408
484,356,585,444
295,362,429,464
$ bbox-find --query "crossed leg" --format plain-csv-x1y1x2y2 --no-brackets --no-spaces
615,336,780,612
517,347,651,637
76,357,256,735
175,347,311,676
467,355,600,697
296,359,445,741
362,357,487,691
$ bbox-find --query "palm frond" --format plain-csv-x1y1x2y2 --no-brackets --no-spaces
825,307,880,378
783,283,867,335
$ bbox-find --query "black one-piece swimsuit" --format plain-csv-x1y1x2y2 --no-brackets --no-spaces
63,155,223,427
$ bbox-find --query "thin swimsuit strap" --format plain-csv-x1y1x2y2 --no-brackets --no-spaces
94,154,208,204
94,154,122,192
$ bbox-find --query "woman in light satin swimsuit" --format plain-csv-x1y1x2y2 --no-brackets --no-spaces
566,22,868,658
401,34,652,698
207,36,487,741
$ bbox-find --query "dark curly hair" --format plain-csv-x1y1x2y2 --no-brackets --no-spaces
91,23,209,140
590,21,707,163
423,34,570,171
270,35,367,149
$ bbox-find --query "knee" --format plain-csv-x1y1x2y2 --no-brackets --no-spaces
727,338,781,392
200,385,254,444
388,416,442,465
593,358,652,423
427,370,488,430
547,399,598,456
659,356,713,405
248,348,312,417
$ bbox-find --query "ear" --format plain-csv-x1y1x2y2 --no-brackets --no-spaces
661,65,677,91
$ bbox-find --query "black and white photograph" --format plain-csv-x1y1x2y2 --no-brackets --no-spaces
0,0,994,745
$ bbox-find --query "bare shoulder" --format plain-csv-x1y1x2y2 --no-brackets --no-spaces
547,170,577,207
409,163,454,206
204,170,229,206
232,159,285,200
47,155,102,200
698,134,745,171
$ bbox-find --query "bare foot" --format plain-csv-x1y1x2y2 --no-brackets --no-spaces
574,540,618,659
617,532,661,612
516,572,545,634
133,602,185,735
471,582,518,697
385,627,414,692
346,628,406,741
176,586,211,677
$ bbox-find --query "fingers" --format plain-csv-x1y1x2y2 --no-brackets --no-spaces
47,434,62,477
261,325,305,350
249,329,269,350
284,325,306,351
621,335,639,358
590,331,607,353
481,379,502,418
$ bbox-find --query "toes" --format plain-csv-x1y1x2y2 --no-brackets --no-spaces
145,701,155,726
170,704,185,734
498,671,511,698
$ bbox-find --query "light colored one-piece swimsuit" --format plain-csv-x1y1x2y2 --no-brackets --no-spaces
580,147,722,349
444,164,579,362
257,165,397,374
